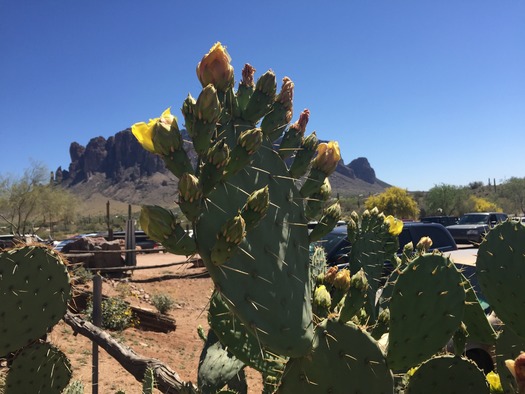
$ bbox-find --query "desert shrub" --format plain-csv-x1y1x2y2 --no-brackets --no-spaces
70,265,93,285
151,293,175,315
86,296,138,331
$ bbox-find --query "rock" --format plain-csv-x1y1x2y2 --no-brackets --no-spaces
348,157,377,184
62,236,123,269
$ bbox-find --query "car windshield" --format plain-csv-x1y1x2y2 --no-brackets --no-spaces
458,214,488,225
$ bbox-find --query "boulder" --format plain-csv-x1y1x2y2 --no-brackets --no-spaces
62,237,123,269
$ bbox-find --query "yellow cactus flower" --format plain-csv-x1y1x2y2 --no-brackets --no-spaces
486,371,503,393
312,141,341,175
385,215,403,236
196,42,234,91
131,108,174,153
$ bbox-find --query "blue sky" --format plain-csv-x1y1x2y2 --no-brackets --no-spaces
1,1,523,191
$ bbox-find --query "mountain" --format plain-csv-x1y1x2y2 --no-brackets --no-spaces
55,129,389,206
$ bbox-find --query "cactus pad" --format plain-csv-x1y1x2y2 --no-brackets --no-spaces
387,253,466,371
476,220,525,339
0,245,71,355
405,355,489,394
277,318,393,393
5,341,72,394
197,139,314,357
197,329,245,394
495,327,525,394
207,291,286,377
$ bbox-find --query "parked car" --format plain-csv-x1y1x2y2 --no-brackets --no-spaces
110,230,161,252
510,216,525,225
311,222,457,267
446,212,508,245
420,216,459,227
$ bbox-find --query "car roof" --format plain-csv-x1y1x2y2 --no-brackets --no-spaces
325,221,445,234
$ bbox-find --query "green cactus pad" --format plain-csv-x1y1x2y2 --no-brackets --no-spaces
459,271,497,345
387,253,466,371
197,329,245,394
207,292,286,377
197,137,314,357
476,221,525,339
277,318,393,394
405,355,489,394
5,341,72,394
495,327,525,394
0,246,71,355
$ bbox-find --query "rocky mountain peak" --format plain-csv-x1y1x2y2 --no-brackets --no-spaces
56,129,388,204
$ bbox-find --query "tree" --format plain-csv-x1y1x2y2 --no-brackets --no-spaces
364,186,419,219
424,184,467,216
466,195,502,213
0,163,78,235
499,177,525,215
0,164,48,234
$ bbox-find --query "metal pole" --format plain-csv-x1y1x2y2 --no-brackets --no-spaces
92,274,102,394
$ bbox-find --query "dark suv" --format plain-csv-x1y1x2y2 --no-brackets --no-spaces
446,212,508,245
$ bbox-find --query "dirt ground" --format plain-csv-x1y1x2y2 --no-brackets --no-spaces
50,252,263,394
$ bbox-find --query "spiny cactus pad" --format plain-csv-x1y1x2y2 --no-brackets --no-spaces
476,220,525,339
495,327,525,394
207,291,286,377
0,245,71,355
405,355,489,394
5,341,72,394
277,318,393,394
459,271,496,345
197,329,245,394
196,138,314,357
387,253,466,371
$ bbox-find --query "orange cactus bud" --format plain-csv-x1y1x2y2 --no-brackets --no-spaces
312,141,341,176
196,42,234,91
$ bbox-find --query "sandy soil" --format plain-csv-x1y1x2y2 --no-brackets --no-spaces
49,252,263,394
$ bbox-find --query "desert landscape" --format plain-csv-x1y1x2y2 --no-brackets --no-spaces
50,252,263,393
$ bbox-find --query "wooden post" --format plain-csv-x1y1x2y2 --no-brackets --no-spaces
125,205,136,267
92,274,102,394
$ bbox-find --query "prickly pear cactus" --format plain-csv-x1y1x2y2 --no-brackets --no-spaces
197,328,245,394
387,253,466,371
476,220,525,339
134,42,342,357
131,42,525,394
5,341,72,394
277,317,393,393
404,355,490,394
0,245,71,355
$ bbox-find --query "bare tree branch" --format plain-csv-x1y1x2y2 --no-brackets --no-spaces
63,312,199,393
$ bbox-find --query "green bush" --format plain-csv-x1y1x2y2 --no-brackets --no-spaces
151,293,175,315
70,265,93,285
86,296,138,331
